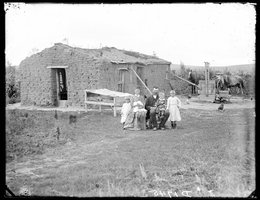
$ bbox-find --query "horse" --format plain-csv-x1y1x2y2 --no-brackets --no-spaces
214,75,226,92
188,70,198,95
224,75,244,94
188,70,205,95
215,74,244,94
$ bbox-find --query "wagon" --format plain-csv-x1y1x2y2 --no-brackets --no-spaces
215,90,231,103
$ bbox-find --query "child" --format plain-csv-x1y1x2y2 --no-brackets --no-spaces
166,90,181,129
132,88,147,114
155,92,167,128
120,96,132,127
133,100,146,113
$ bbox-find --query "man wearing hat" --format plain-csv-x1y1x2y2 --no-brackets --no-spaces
145,86,169,130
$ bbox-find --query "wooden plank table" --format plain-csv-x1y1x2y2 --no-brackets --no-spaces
84,89,132,117
84,100,117,117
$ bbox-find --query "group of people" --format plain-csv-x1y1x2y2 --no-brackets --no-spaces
120,87,182,131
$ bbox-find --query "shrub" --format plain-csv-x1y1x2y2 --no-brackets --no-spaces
6,82,20,104
6,66,21,104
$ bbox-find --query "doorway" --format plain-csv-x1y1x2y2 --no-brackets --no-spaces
118,68,129,92
57,68,68,100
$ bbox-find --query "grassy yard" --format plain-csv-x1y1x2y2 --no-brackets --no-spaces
5,107,255,197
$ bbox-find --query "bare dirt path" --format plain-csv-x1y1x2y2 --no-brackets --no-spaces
6,98,255,112
183,101,254,110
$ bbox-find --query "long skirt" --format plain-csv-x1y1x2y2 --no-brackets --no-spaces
124,110,147,130
168,105,181,122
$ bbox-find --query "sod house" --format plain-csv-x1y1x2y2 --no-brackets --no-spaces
19,43,171,107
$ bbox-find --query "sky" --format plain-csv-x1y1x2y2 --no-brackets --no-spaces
5,3,256,67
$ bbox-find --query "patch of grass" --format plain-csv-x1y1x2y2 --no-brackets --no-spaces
5,109,80,162
6,108,255,197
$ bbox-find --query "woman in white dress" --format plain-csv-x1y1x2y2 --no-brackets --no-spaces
123,88,147,130
166,90,181,129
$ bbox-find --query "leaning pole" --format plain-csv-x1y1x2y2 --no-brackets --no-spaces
204,62,210,97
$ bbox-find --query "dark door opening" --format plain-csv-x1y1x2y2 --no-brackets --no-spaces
57,68,67,100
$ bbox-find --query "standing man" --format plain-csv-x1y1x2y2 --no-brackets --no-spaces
145,87,169,130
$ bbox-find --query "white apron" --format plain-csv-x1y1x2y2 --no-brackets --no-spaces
120,103,132,124
167,96,181,121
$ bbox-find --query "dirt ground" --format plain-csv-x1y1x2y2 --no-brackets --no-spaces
5,100,255,197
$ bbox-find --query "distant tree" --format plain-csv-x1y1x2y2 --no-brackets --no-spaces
223,67,231,76
237,70,245,77
6,65,20,104
209,70,215,79
179,62,190,79
180,62,186,78
225,71,231,76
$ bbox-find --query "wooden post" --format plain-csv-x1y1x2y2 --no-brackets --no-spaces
85,90,88,112
172,74,200,88
204,62,210,97
122,71,125,92
113,97,116,117
130,68,132,83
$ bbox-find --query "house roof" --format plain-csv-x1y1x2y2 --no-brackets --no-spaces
52,43,171,65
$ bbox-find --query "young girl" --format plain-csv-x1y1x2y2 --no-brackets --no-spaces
120,96,132,126
166,90,181,129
